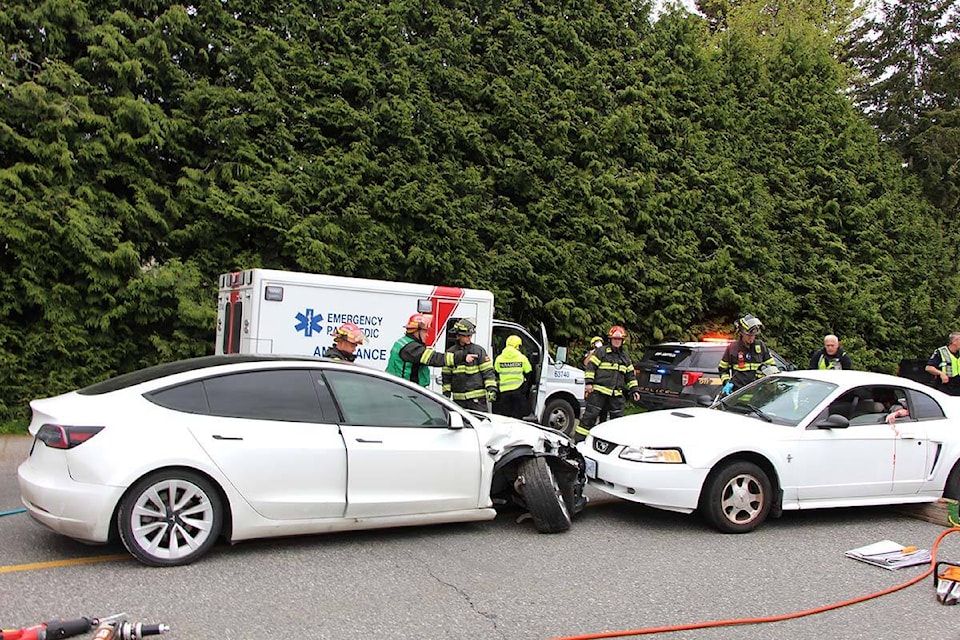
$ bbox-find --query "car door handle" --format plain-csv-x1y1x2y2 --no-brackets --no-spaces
355,438,383,444
898,432,919,439
212,434,244,441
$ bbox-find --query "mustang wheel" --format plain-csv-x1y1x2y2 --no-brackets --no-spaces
519,456,572,533
945,463,960,500
118,469,223,566
700,461,772,533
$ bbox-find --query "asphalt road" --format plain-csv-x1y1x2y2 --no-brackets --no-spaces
3,434,960,640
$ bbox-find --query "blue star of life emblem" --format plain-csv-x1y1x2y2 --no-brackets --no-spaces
294,309,324,337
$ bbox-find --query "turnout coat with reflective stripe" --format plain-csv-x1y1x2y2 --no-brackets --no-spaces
442,343,497,400
718,338,775,390
585,345,638,397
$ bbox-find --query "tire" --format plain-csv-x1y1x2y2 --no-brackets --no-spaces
699,461,772,533
945,463,960,500
117,469,223,567
543,398,576,437
518,456,572,533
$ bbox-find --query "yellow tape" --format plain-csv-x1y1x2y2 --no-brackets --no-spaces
0,553,129,573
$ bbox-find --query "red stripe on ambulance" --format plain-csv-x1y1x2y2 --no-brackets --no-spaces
427,286,464,347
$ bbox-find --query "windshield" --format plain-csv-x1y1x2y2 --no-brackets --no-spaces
718,377,837,426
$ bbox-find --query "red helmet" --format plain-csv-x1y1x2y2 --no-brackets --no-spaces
403,313,431,333
334,322,365,345
608,325,627,339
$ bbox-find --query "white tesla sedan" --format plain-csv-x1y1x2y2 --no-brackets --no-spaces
18,355,585,566
579,370,960,533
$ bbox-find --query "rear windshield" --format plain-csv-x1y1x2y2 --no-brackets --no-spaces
640,346,692,365
639,345,726,368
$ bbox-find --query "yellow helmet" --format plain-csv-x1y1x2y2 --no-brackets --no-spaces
506,335,522,349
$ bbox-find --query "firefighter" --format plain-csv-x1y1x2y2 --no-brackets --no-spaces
323,322,365,362
575,325,640,443
386,313,472,387
443,319,498,411
494,334,533,419
582,335,604,368
719,314,777,394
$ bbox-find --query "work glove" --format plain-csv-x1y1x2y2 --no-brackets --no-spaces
487,388,499,403
721,381,734,395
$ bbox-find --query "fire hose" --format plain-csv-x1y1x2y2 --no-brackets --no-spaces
553,526,960,639
1,614,169,640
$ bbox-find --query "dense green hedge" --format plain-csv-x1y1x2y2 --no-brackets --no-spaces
1,0,956,431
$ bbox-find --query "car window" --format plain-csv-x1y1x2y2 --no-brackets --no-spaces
324,370,450,427
146,381,210,413
492,326,539,363
826,386,910,426
722,377,837,426
201,369,324,422
640,346,693,365
907,389,946,420
690,346,726,368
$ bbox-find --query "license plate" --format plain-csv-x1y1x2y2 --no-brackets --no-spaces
648,373,662,384
584,457,598,480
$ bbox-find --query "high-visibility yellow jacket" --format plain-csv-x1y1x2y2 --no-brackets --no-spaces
494,345,532,393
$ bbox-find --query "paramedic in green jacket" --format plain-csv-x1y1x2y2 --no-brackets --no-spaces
494,334,533,419
386,314,473,387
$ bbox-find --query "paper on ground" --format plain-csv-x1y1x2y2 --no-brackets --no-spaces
845,539,931,570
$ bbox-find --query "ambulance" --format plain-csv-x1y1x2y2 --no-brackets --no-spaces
215,269,585,434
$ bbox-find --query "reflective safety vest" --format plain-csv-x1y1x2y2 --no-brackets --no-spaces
386,335,456,387
938,346,960,377
817,354,842,370
494,346,532,392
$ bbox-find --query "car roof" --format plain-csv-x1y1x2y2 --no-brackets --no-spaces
775,368,934,389
78,354,332,395
644,341,730,348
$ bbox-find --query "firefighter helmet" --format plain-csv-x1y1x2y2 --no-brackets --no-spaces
453,318,477,336
334,322,365,345
589,335,603,345
608,325,627,339
735,314,763,336
403,314,431,333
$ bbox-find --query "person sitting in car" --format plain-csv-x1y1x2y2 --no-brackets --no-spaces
874,388,909,425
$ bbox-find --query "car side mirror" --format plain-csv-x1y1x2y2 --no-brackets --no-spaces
815,414,849,429
448,411,465,430
555,346,567,368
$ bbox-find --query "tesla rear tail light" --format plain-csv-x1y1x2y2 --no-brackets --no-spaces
681,371,703,387
36,424,104,449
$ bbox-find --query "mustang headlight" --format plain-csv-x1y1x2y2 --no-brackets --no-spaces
618,446,685,463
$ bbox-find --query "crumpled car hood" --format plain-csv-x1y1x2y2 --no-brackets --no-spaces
472,412,574,460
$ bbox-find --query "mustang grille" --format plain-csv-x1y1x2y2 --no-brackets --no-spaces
592,438,617,455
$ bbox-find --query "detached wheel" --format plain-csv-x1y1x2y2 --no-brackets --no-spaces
519,457,572,533
118,469,223,566
699,461,771,533
543,398,576,437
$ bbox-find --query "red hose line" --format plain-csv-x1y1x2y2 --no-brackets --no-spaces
553,527,960,640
